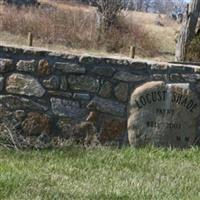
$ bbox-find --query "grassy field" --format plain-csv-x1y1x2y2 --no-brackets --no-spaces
1,146,200,200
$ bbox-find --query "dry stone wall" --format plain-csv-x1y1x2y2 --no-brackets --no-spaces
1,45,200,146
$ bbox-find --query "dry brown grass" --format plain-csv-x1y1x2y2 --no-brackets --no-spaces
125,11,180,61
0,0,180,60
0,5,98,48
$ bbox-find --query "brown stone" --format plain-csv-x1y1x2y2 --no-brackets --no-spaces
99,115,126,143
38,60,51,76
22,112,51,136
128,81,200,148
86,111,98,123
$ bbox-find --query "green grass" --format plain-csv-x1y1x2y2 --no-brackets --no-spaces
1,146,200,200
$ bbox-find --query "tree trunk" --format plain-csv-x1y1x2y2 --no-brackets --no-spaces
175,0,200,61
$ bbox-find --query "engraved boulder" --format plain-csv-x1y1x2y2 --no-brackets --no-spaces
128,81,200,148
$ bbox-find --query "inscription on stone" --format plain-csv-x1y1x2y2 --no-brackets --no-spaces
128,81,200,147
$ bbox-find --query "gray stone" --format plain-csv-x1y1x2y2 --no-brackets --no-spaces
114,83,128,102
6,73,45,97
0,76,4,91
130,61,148,70
128,81,200,148
60,76,68,91
182,74,200,82
73,93,91,100
169,65,194,73
0,95,48,111
54,62,85,74
88,96,126,117
170,74,200,82
91,66,115,77
152,74,168,81
79,55,98,64
99,81,112,98
0,103,12,118
48,91,72,98
50,98,87,119
151,63,168,72
16,60,36,72
169,74,184,82
43,76,60,90
114,71,147,82
15,110,26,121
68,75,99,93
0,59,13,73
194,67,200,74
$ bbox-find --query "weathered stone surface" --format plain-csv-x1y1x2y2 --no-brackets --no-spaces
169,74,184,82
130,61,148,70
79,55,98,64
51,98,87,119
170,74,200,83
0,104,12,118
6,73,45,97
48,91,72,98
169,65,194,73
22,112,51,136
56,118,76,138
114,82,128,102
194,67,200,74
128,81,200,148
0,76,4,91
16,60,36,72
0,59,13,73
15,110,26,121
0,95,48,111
88,97,126,117
43,76,59,89
182,74,200,82
68,75,99,93
38,59,51,76
151,63,168,72
91,66,115,77
152,74,168,81
99,115,126,143
60,76,68,91
99,81,112,98
114,71,147,82
73,122,98,146
73,93,90,100
54,62,85,74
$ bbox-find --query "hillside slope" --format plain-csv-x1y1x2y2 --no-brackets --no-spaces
0,0,180,61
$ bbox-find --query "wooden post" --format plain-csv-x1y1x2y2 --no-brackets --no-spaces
129,46,135,59
28,32,33,47
186,3,190,19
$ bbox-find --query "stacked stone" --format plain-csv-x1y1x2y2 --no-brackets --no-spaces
0,45,200,146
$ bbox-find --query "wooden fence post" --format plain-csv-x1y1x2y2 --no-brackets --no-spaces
129,46,135,59
28,32,33,47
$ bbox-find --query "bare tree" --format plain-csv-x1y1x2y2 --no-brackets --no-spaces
176,0,200,61
90,0,123,31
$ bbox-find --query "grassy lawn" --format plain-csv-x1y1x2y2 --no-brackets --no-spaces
0,147,200,200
